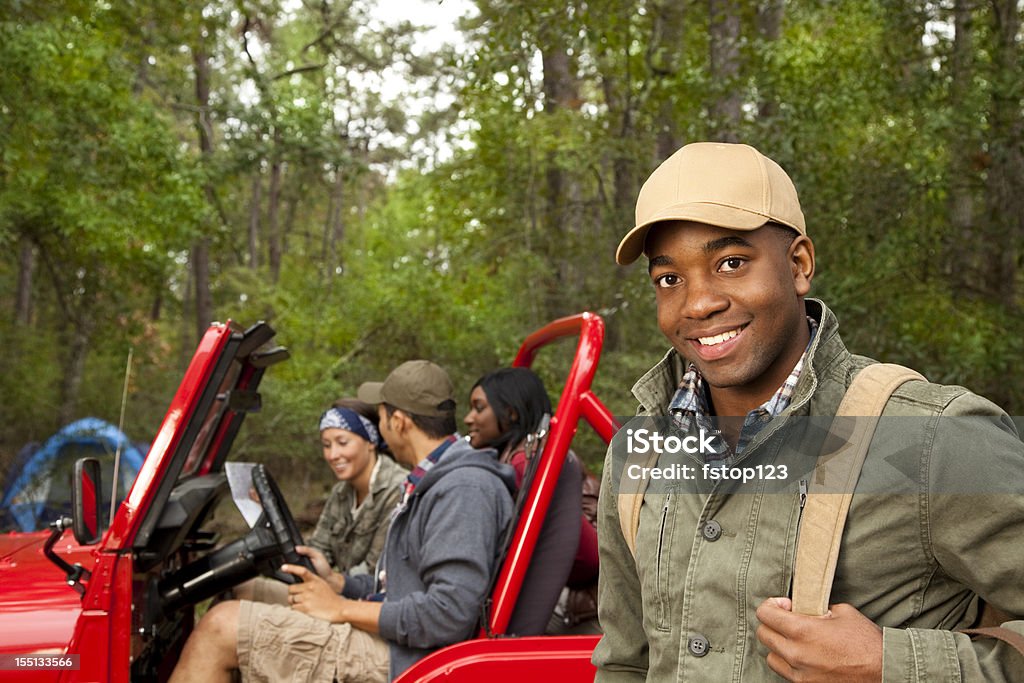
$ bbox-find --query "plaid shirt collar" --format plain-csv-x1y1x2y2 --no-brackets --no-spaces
400,434,458,504
669,317,818,464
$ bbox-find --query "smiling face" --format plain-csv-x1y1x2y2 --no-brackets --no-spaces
463,386,504,449
320,428,375,483
645,221,815,415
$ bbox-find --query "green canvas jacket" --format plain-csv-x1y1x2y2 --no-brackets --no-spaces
594,299,1024,682
308,454,406,576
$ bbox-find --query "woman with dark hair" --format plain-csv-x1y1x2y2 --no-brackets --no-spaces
464,367,601,634
236,397,407,604
465,367,551,459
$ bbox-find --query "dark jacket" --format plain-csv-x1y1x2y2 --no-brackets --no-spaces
344,438,516,680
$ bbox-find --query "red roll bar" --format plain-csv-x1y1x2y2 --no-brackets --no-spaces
486,312,619,636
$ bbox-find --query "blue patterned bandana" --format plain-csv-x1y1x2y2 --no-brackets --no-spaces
319,407,382,449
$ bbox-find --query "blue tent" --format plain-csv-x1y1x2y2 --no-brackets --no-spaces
0,418,147,532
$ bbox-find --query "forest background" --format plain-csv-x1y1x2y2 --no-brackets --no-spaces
2,0,1023,511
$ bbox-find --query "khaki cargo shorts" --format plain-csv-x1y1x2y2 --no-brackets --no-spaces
248,576,289,605
237,601,389,683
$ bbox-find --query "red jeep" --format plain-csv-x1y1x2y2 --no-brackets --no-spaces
0,313,617,682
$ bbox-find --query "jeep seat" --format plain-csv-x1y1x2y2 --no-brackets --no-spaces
501,450,583,635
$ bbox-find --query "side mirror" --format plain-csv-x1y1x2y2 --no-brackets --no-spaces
71,458,102,545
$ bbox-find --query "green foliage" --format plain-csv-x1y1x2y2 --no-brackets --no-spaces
1,0,1022,488
0,7,206,450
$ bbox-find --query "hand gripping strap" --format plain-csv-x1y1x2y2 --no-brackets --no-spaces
790,363,924,616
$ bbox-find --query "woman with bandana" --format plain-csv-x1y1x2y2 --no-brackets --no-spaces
237,398,407,604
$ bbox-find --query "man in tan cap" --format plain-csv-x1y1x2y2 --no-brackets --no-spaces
593,142,1024,681
172,360,516,683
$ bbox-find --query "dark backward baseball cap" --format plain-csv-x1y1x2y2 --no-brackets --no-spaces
616,142,806,265
358,360,456,417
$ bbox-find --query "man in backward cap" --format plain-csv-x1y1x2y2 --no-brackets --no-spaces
593,142,1024,681
172,360,516,683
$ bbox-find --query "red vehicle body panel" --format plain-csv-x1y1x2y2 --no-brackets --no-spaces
107,323,236,549
0,535,92,655
398,635,602,681
0,322,237,681
0,314,618,682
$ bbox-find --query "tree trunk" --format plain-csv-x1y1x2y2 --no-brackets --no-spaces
248,169,262,269
323,166,345,279
282,187,299,259
267,128,283,282
181,262,194,371
150,293,162,322
755,0,784,120
542,43,580,235
192,30,216,342
541,32,583,313
648,0,686,161
708,0,743,142
984,0,1023,310
601,70,636,230
15,236,35,325
57,318,93,428
946,0,977,297
192,238,213,338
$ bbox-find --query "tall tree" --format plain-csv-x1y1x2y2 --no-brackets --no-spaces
984,0,1023,310
191,15,218,340
14,237,34,325
946,0,979,297
708,0,743,141
647,0,686,160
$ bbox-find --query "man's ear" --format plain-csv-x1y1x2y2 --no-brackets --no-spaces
387,409,403,436
390,409,411,436
789,236,815,296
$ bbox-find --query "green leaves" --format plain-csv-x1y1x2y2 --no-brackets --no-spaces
1,0,1022,481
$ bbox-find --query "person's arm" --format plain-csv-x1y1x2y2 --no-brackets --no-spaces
757,392,1024,682
882,392,1024,682
282,564,381,634
591,444,649,682
376,471,508,651
340,571,375,599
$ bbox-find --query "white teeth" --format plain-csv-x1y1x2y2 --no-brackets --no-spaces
698,328,741,346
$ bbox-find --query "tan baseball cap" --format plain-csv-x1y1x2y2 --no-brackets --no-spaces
616,142,806,265
357,360,456,417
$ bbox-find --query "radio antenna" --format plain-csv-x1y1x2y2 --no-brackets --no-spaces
110,347,134,525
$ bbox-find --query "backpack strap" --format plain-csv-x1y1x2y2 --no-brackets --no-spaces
958,626,1024,659
791,363,924,616
617,439,658,559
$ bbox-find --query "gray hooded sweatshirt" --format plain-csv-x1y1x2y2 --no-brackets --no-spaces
343,437,516,680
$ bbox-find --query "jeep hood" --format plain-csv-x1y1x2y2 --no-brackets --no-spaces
0,532,95,654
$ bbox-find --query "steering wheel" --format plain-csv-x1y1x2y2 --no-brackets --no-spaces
251,464,316,584
158,465,320,611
